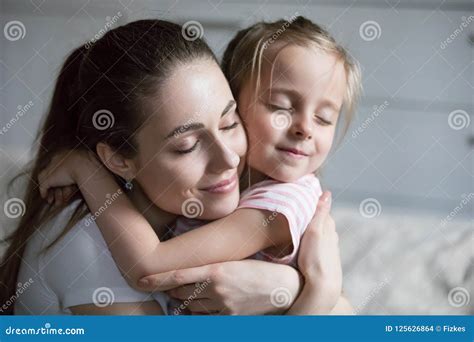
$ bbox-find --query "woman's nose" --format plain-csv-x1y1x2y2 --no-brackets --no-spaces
209,139,240,173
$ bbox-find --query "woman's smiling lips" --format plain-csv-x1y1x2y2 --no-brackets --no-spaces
276,146,309,160
201,173,238,194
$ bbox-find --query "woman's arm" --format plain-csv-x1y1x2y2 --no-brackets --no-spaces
137,192,355,315
39,151,292,286
138,260,303,315
70,301,164,315
287,192,350,315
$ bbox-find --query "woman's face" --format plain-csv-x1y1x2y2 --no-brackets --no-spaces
132,59,247,220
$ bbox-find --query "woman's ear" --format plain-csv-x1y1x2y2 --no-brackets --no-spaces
96,142,137,180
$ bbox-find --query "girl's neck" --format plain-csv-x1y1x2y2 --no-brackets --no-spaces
127,183,177,238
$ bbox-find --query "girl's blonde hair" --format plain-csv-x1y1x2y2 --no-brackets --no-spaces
222,16,362,137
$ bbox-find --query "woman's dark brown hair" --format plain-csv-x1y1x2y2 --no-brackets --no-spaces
0,19,217,314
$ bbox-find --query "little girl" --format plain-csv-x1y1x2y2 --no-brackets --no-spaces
39,16,361,307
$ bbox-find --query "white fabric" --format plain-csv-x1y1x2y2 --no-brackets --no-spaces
14,202,167,315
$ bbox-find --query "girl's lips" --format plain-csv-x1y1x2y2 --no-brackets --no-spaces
277,147,309,160
201,174,238,194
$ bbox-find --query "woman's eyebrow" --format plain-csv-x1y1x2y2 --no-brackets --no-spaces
165,122,204,140
164,100,236,140
221,99,236,117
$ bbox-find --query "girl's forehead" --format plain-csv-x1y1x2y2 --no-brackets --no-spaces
268,45,341,82
261,45,346,102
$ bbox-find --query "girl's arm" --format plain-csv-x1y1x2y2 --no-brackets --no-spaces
136,193,354,315
39,151,292,287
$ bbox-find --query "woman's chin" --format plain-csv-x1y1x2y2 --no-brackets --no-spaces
200,195,240,220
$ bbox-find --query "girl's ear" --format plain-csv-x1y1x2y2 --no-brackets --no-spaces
96,142,137,180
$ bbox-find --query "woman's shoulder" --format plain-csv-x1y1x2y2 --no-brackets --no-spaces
23,201,152,310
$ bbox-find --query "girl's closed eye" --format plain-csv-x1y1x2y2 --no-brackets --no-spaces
314,110,335,126
314,113,333,126
268,103,294,114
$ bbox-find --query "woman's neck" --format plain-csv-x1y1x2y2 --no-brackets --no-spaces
127,183,177,238
240,167,269,191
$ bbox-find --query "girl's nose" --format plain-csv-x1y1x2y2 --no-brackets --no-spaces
291,113,313,140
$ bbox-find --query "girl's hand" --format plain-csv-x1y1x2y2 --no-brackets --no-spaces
289,191,343,313
136,260,302,315
38,150,102,205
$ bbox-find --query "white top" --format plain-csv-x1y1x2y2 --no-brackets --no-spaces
14,201,167,315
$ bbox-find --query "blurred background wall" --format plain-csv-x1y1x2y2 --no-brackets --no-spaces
1,0,472,213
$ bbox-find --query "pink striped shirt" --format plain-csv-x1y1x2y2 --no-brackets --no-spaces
173,174,322,266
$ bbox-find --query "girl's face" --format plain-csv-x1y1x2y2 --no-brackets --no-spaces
238,44,347,182
133,59,247,220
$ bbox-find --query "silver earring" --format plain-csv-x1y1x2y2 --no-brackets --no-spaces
125,180,133,191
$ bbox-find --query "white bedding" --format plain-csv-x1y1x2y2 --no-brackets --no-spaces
334,205,472,314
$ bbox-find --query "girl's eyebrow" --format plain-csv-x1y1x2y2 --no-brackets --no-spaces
319,99,341,113
268,87,301,100
165,100,236,140
270,88,341,112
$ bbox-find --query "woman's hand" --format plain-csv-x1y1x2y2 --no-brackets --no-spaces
38,149,104,206
287,191,343,314
137,260,302,315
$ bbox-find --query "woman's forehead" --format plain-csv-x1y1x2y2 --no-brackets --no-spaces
137,62,235,140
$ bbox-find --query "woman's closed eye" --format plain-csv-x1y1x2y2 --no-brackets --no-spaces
220,121,239,131
175,122,239,154
175,140,200,154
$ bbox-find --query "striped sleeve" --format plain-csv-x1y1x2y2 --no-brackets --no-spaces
237,174,322,264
